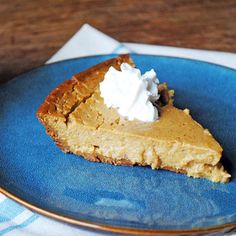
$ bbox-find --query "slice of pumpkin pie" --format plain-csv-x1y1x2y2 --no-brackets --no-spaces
37,55,230,183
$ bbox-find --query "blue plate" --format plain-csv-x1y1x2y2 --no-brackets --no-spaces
1,55,236,234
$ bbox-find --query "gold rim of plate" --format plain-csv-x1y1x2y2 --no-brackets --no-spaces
0,187,235,235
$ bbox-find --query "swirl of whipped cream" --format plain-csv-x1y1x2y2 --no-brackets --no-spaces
100,63,160,122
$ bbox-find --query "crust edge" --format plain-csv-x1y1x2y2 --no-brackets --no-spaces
37,54,133,122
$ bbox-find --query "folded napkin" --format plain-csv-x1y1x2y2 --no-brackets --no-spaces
47,24,236,69
1,24,236,236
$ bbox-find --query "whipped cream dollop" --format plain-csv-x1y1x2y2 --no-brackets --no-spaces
99,63,160,122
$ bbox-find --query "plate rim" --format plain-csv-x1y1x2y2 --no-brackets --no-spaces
1,54,236,234
1,187,236,235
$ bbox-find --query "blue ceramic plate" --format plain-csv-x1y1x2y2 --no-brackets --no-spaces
0,55,236,235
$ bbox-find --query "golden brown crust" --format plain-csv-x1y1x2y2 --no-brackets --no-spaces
45,126,70,153
76,151,134,166
72,54,133,82
162,166,187,175
37,54,133,122
38,79,76,118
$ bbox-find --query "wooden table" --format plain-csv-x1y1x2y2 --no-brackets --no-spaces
1,0,236,83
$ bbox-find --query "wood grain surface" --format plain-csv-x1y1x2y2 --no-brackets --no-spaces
1,0,236,83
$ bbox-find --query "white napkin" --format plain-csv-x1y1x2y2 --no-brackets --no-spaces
1,24,236,236
47,24,236,69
